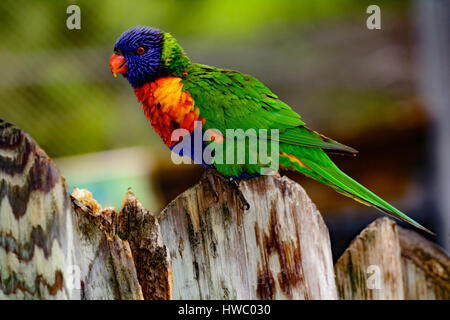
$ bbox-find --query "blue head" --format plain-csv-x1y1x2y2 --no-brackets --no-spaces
110,26,165,88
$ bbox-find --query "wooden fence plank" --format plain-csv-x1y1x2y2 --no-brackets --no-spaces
0,119,143,299
399,227,450,299
335,217,450,300
71,188,143,300
0,119,80,299
2,119,448,300
334,218,404,299
118,188,173,300
158,172,337,300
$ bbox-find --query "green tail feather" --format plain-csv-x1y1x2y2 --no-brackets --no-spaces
284,148,434,235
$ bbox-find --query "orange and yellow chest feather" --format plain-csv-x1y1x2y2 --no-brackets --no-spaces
134,76,203,147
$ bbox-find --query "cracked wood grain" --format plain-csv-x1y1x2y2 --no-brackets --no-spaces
334,217,450,300
3,118,448,301
71,189,143,300
117,189,173,300
399,227,450,299
157,172,337,300
0,119,78,299
0,119,143,300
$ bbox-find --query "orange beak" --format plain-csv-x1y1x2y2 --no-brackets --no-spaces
109,53,127,77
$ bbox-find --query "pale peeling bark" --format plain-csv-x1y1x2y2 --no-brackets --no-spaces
334,217,450,300
71,189,143,300
0,119,79,299
0,119,144,300
334,218,404,299
158,172,337,300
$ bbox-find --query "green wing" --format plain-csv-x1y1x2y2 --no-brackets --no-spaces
182,64,357,155
180,64,432,234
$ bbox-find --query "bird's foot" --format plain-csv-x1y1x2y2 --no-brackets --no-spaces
202,169,250,210
227,178,250,210
203,169,220,202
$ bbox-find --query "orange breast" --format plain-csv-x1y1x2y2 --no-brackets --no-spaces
134,77,204,147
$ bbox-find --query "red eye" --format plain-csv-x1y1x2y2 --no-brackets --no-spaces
137,46,145,55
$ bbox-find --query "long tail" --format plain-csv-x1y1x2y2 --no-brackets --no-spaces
279,148,434,235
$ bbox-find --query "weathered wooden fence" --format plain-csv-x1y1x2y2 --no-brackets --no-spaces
0,119,449,299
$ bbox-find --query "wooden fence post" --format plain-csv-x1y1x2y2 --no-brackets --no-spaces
71,188,144,300
0,119,143,299
157,173,338,299
117,188,172,300
399,227,450,299
335,217,450,300
0,119,80,299
1,119,448,300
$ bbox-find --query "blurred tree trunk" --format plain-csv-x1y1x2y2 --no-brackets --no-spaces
415,0,450,250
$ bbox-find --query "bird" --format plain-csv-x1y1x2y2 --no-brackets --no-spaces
109,26,432,234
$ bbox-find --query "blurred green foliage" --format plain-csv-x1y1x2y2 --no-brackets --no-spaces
0,0,408,158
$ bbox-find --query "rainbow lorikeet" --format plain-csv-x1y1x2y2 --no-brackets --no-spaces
109,26,432,234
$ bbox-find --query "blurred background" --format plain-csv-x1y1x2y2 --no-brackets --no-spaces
0,0,448,260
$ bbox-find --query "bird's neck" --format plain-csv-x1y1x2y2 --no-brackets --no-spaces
161,33,191,77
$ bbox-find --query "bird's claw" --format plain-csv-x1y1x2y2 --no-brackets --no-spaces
202,169,251,210
203,170,220,203
238,194,250,210
211,189,219,203
228,177,250,211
